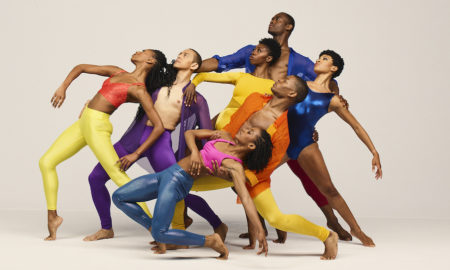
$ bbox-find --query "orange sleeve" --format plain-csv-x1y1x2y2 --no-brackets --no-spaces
223,93,266,136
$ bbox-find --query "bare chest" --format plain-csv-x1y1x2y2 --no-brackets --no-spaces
247,109,278,130
269,51,289,81
154,86,183,109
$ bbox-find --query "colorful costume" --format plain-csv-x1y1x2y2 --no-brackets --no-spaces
192,72,274,130
112,139,242,246
39,71,150,214
207,45,331,209
185,93,330,241
287,89,335,159
87,82,212,230
212,45,317,81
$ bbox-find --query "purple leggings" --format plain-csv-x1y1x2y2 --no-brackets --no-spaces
184,193,222,229
88,126,176,229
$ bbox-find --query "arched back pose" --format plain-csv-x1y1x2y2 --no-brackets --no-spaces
83,49,213,241
286,50,382,246
112,127,273,259
39,49,167,240
180,76,339,260
183,12,351,242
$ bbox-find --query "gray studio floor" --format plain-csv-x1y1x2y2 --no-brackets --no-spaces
1,209,449,270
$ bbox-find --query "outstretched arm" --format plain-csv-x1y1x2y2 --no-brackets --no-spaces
222,159,268,256
118,87,164,170
184,45,253,106
330,95,382,179
51,64,122,108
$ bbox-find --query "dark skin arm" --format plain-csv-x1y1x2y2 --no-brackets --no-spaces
329,95,382,179
117,86,164,170
183,58,219,106
184,129,229,175
51,64,122,108
221,160,268,256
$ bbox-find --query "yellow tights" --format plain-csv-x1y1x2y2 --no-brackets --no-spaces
39,106,151,216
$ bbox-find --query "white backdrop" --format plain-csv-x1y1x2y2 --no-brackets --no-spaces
0,0,449,220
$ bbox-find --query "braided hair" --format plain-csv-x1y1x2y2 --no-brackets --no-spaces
243,129,273,173
135,49,177,120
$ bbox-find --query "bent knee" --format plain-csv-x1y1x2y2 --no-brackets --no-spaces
151,228,167,243
111,191,123,206
321,185,340,198
264,213,285,227
39,155,54,171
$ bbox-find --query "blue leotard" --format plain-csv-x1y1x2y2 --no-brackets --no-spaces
287,89,335,159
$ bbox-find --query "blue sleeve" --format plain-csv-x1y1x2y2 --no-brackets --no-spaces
212,45,255,73
291,52,317,81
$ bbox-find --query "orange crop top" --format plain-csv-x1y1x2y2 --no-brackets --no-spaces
98,70,145,108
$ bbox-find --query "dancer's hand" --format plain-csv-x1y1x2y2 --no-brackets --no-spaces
209,130,223,140
256,230,268,256
189,151,202,176
51,86,66,108
372,153,382,180
312,128,319,142
183,83,197,107
117,153,139,171
206,160,229,178
338,95,349,109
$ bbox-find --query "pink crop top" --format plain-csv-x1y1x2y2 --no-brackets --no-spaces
98,70,145,108
200,139,243,171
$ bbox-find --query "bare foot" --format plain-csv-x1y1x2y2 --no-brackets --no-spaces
273,229,287,244
327,222,352,241
153,242,167,254
351,229,375,247
83,229,114,241
321,231,338,260
239,230,268,239
205,233,229,260
214,223,228,242
45,211,63,241
184,216,193,229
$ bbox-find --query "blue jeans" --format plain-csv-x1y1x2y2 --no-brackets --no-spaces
112,164,205,246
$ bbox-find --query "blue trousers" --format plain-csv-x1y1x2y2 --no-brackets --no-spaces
112,164,205,246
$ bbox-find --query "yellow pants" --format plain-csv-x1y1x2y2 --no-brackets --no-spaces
254,189,329,241
39,106,151,216
176,176,329,241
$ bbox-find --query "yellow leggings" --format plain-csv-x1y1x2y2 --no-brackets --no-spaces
39,106,151,216
175,176,329,241
254,189,329,241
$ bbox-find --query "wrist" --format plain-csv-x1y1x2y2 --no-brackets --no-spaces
371,150,379,156
134,151,142,157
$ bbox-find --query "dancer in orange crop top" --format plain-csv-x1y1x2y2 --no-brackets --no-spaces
39,49,171,240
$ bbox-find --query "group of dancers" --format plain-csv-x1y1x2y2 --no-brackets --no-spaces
39,12,382,260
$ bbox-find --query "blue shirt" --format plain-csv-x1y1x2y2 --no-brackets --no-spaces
212,44,318,82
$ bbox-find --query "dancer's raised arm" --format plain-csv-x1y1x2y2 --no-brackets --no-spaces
329,95,382,179
51,64,122,108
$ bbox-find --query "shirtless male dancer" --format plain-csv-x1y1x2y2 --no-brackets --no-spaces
184,12,352,242
83,48,213,241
